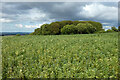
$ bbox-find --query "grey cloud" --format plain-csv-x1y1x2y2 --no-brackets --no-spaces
1,2,118,28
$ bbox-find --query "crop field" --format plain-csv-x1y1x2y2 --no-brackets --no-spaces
1,32,118,78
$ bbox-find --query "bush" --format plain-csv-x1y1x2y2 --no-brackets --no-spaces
29,32,34,35
16,34,21,36
61,25,77,34
106,29,114,32
95,29,106,33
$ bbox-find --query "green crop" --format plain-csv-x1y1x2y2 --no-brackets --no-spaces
2,32,118,78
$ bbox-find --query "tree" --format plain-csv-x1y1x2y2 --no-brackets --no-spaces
61,25,77,34
119,26,120,31
106,29,114,32
32,20,103,35
76,23,96,34
47,22,61,35
87,21,102,31
40,24,50,35
111,26,118,32
33,28,42,35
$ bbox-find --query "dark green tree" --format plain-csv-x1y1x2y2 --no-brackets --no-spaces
111,26,118,32
76,23,96,34
61,24,77,34
119,26,120,31
40,24,50,35
106,29,114,32
47,22,61,35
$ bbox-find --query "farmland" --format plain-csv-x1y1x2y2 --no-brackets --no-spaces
2,32,118,78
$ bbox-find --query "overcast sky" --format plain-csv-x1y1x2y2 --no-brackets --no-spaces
0,2,118,32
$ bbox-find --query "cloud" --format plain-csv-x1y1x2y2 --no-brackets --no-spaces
15,24,42,28
102,23,110,25
21,8,46,21
15,24,23,28
1,2,118,32
24,24,41,28
0,18,14,23
103,26,112,29
79,3,118,21
24,21,51,28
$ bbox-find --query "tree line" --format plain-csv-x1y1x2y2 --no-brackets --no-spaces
30,20,119,35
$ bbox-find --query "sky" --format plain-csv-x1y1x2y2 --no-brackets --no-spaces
0,2,118,32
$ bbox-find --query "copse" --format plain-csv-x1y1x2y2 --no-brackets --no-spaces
31,20,103,35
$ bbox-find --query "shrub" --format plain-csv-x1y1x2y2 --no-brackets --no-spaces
29,32,34,35
106,29,114,32
16,34,21,36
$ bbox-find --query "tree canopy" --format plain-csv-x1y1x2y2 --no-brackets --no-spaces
31,20,104,35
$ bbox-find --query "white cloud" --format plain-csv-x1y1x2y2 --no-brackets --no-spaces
102,23,110,25
103,26,112,29
15,24,23,28
0,18,14,23
24,21,51,28
24,24,40,28
79,3,118,21
15,21,50,29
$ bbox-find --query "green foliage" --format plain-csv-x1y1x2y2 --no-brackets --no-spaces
87,21,102,31
111,26,118,32
76,23,96,34
106,29,114,32
58,20,73,29
72,21,80,25
29,32,34,35
119,26,120,31
2,33,118,78
95,29,106,33
34,28,42,35
32,20,103,35
16,34,21,36
61,25,77,34
47,22,61,35
40,24,51,35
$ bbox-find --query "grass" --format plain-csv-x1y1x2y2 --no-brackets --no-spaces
1,32,118,78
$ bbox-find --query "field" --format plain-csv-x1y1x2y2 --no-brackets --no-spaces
1,32,118,78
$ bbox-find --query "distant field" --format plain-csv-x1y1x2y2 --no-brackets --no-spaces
2,33,118,78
